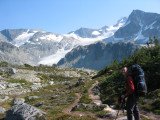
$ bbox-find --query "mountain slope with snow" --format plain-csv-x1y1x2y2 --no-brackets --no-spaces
103,10,160,44
69,17,127,39
0,17,126,65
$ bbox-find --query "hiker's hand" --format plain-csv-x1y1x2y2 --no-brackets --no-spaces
121,95,125,99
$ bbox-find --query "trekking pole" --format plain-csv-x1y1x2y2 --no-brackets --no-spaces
115,102,122,120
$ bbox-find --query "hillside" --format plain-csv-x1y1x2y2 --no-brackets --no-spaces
57,41,140,70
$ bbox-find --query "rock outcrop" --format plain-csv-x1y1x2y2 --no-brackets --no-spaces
5,103,46,120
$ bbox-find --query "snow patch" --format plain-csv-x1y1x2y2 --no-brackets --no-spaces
63,33,80,39
113,36,124,42
144,21,157,30
13,30,37,47
38,49,72,65
82,55,85,59
40,34,63,42
106,19,125,32
92,31,101,35
132,21,148,43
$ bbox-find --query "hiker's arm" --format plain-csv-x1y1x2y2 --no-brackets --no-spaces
126,76,135,96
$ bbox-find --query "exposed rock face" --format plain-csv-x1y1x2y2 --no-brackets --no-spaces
57,41,140,70
0,41,35,65
5,103,46,120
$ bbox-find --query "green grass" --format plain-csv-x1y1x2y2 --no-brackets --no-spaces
79,95,92,104
50,114,96,120
138,89,160,114
7,78,31,84
0,113,5,120
140,115,152,120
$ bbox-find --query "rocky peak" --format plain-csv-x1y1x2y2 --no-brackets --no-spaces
112,10,160,42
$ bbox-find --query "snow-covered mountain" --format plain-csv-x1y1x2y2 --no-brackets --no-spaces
0,17,126,65
69,17,127,39
103,10,160,44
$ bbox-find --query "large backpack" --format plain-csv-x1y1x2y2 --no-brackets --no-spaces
130,64,147,97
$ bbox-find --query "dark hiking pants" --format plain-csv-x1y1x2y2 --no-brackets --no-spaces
127,94,140,120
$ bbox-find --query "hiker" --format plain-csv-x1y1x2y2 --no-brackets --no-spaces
121,67,140,120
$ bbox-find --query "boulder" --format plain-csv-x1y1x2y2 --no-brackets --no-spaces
0,68,5,73
0,96,9,103
7,83,21,88
0,83,6,89
78,77,85,82
8,68,16,74
30,83,43,91
5,103,46,120
28,96,39,101
11,98,25,105
0,107,6,114
65,81,71,85
49,81,54,85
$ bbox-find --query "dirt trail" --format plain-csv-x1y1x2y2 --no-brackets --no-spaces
62,81,108,120
88,81,102,105
62,93,81,114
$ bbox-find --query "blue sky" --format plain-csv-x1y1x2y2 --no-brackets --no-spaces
0,0,160,34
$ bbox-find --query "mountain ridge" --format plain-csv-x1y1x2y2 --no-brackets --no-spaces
57,41,140,70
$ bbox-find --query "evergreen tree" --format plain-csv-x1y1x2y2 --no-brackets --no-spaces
149,36,153,44
153,36,160,47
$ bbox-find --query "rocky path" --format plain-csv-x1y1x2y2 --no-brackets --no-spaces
62,81,108,120
88,81,102,105
62,93,103,119
62,93,81,114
